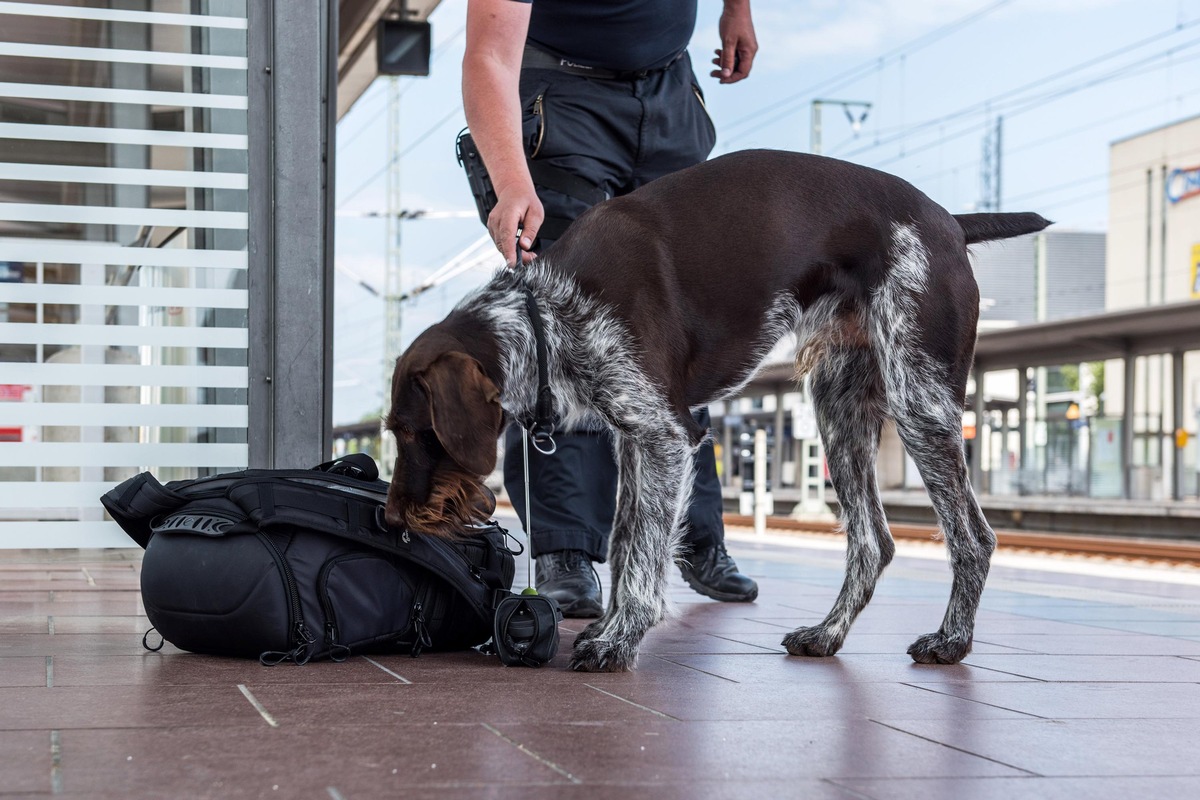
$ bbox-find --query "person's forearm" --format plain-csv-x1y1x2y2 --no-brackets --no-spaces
462,53,533,198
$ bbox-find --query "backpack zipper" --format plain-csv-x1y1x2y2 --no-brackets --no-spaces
317,554,364,662
409,599,432,658
256,532,316,665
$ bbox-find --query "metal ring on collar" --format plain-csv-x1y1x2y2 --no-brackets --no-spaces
531,431,557,455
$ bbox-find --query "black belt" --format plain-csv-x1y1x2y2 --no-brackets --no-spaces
521,44,683,81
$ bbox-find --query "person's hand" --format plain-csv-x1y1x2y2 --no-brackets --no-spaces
488,183,543,267
711,0,757,84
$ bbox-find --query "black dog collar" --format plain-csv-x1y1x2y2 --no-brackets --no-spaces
520,281,557,455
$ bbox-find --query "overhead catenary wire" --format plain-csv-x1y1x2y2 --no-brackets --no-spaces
835,21,1200,163
863,44,1200,172
336,104,466,209
901,86,1200,190
719,0,1016,143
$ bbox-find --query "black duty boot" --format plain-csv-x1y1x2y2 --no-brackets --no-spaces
535,550,603,618
680,544,759,602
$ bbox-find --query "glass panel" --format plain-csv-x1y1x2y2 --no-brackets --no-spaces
0,0,249,547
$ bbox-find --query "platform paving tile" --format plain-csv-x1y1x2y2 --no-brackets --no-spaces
0,633,182,658
831,776,1200,800
959,653,1200,682
0,730,54,794
53,724,573,797
965,631,1200,656
0,685,266,731
487,719,1027,783
388,781,866,800
907,680,1200,719
574,677,1032,722
0,656,49,688
657,652,1035,683
1058,619,1200,636
878,717,1200,776
711,631,1032,655
43,653,410,687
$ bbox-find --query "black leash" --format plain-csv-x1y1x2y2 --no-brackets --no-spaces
519,278,557,456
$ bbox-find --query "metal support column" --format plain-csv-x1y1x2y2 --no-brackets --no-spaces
772,386,785,491
1173,350,1185,501
248,0,338,468
1017,365,1028,478
970,367,984,491
1122,349,1136,499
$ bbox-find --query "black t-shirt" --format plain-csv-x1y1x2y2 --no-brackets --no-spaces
511,0,698,72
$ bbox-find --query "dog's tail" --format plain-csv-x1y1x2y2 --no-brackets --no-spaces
954,212,1052,245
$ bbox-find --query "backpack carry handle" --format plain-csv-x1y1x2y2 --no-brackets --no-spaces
313,453,379,482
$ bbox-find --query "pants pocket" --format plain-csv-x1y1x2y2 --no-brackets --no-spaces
691,83,717,148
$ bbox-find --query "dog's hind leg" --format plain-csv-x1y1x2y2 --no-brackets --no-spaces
783,345,894,657
871,224,995,665
569,425,692,672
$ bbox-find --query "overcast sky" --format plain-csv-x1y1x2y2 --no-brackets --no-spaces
331,0,1200,424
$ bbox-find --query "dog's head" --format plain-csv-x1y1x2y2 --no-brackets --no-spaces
384,330,504,537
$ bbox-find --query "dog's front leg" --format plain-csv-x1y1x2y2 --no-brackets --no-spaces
569,428,692,672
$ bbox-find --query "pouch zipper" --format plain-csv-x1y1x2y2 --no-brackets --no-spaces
318,554,366,662
531,94,546,158
256,532,316,665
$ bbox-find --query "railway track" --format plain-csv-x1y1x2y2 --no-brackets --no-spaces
723,514,1200,566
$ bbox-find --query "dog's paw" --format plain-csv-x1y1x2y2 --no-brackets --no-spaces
907,632,972,664
574,618,607,644
782,625,842,658
568,637,639,672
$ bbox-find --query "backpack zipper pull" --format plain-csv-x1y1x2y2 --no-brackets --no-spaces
291,622,317,665
325,622,350,662
410,602,432,658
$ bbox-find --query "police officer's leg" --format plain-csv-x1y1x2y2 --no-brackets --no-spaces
503,67,639,616
678,408,759,601
633,55,758,601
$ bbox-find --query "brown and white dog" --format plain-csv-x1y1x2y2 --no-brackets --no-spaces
384,149,1049,672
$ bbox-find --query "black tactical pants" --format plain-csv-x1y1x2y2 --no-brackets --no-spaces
502,46,725,562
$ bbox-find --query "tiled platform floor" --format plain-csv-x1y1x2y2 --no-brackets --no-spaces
3,517,1200,799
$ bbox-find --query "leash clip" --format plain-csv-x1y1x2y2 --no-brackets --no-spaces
530,428,557,456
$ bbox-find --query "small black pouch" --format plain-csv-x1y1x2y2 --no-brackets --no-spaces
456,129,497,227
493,594,562,667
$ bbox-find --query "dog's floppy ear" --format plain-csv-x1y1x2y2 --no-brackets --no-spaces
419,351,502,476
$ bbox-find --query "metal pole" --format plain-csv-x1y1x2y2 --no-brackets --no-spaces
380,77,404,479
773,386,785,491
1173,350,1185,501
1122,349,1136,499
970,367,984,492
810,100,822,155
754,428,768,535
994,116,1003,212
248,0,337,468
1017,365,1028,482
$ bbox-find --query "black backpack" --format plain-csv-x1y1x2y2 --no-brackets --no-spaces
100,454,519,665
